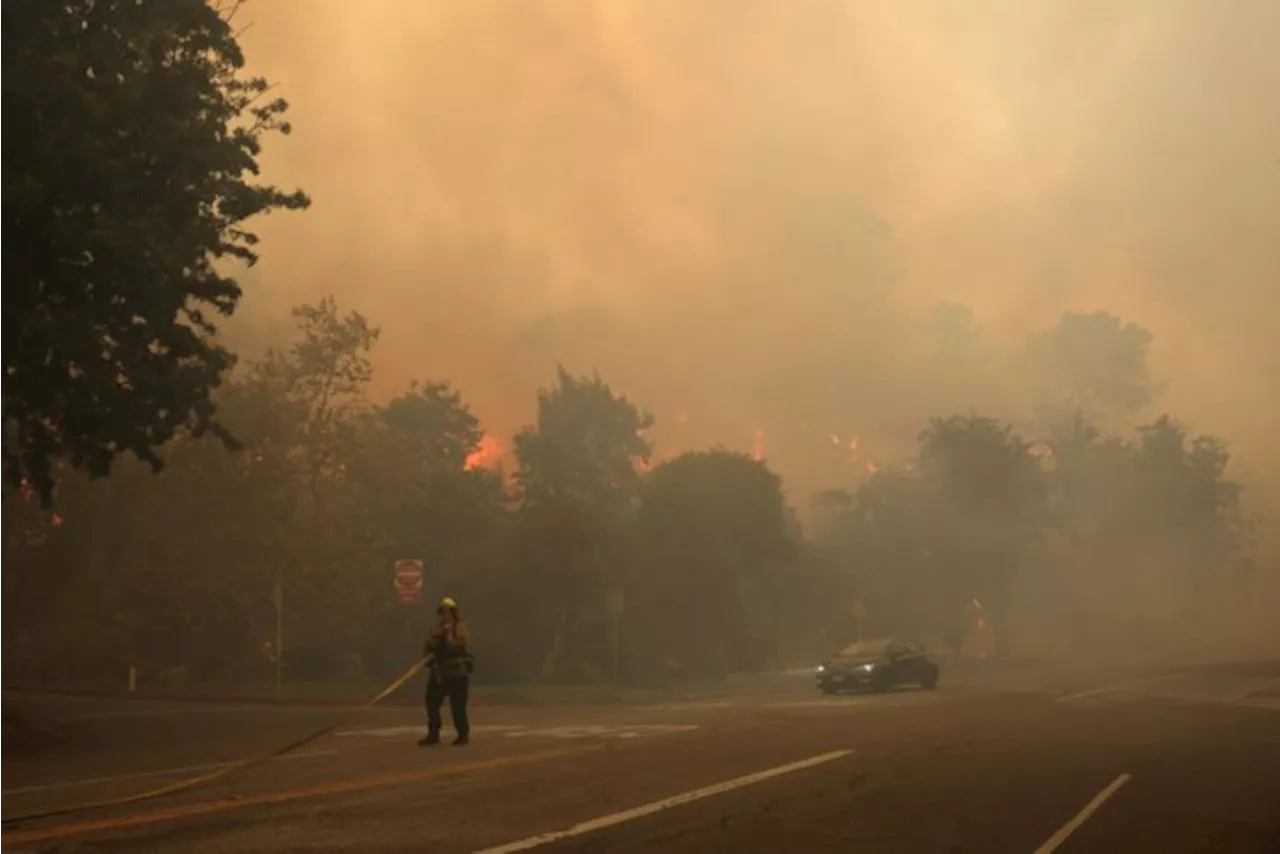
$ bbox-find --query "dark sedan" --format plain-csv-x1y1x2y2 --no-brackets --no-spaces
816,638,940,694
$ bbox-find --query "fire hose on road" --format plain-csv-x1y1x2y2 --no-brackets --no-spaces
1,655,433,827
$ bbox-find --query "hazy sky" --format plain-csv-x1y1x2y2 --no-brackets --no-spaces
231,0,1280,506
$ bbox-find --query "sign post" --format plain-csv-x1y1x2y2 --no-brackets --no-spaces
394,559,424,604
851,599,869,643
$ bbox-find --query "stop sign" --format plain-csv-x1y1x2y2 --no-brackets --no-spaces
394,559,424,604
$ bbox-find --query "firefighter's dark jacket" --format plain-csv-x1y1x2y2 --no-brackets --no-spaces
425,619,471,679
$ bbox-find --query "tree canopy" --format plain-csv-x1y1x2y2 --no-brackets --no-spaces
0,295,1265,687
2,0,309,504
632,450,796,676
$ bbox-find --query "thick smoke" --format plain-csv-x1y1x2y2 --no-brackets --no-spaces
231,0,1279,528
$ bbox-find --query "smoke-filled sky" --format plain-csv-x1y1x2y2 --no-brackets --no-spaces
230,0,1279,506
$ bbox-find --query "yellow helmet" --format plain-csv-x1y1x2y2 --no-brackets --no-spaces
439,596,458,610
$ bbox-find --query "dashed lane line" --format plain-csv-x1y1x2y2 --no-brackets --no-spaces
472,749,854,854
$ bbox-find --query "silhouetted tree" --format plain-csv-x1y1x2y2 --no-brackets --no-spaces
632,450,796,675
509,367,653,681
3,0,309,504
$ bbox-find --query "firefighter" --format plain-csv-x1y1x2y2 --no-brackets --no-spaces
419,596,472,746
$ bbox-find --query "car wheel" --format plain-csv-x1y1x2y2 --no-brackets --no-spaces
922,667,939,690
820,684,839,695
870,674,891,693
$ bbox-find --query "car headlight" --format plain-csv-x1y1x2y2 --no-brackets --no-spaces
858,663,875,672
816,664,826,673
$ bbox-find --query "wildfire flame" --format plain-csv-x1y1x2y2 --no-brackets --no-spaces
751,429,765,462
464,435,504,471
865,460,878,475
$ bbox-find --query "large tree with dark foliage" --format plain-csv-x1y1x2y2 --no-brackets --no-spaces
508,367,653,681
633,450,797,675
2,0,309,504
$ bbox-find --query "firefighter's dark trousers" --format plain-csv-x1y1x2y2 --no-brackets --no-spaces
426,675,470,738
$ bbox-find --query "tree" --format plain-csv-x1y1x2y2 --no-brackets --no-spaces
631,451,796,675
1039,409,1134,545
1130,415,1251,572
1023,312,1156,425
339,382,507,564
508,367,653,681
256,297,380,509
918,415,1046,520
913,415,1047,652
513,367,653,513
810,466,940,643
336,382,510,679
0,381,298,684
3,0,309,504
1016,411,1257,658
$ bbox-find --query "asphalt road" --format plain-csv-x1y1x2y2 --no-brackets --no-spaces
4,662,1280,853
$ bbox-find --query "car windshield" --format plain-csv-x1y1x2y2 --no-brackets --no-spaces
836,639,892,658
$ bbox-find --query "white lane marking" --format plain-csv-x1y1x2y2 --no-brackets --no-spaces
1058,672,1186,702
336,724,699,740
2,749,339,796
504,724,699,740
642,702,738,712
336,725,527,738
473,749,853,854
1033,773,1132,854
767,695,892,709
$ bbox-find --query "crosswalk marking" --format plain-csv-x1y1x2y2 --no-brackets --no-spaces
504,725,699,740
336,725,524,738
335,723,700,740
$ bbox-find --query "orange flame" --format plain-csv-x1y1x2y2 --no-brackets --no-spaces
848,436,859,452
464,435,504,471
751,429,765,462
865,460,878,475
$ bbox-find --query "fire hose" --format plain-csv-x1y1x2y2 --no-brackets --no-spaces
2,654,433,827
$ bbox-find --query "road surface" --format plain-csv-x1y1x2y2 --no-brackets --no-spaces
4,661,1279,852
